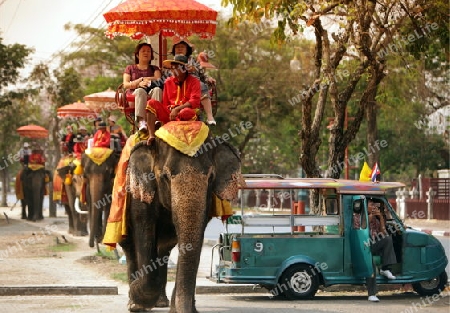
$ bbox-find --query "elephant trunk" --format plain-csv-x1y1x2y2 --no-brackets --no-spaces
88,173,112,247
170,169,210,312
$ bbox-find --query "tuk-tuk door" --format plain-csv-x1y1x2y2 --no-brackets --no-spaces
348,196,374,278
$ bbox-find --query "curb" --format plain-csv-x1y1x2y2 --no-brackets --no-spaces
412,228,450,237
0,286,118,296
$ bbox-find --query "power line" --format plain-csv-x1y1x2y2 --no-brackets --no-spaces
3,0,22,35
47,0,119,66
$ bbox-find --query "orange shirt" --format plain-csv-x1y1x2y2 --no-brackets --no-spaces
93,130,111,148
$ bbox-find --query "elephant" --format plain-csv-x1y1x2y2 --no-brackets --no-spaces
81,149,119,248
121,134,242,313
20,167,51,222
55,158,88,236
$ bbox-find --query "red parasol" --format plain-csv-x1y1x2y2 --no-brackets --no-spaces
83,88,118,112
57,101,98,119
103,0,218,40
16,125,49,139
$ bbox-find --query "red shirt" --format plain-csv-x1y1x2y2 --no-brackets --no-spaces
93,130,111,148
73,142,86,159
162,75,201,110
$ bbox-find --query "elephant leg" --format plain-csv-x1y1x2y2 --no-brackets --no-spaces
26,195,35,222
75,209,88,236
127,200,162,310
64,204,75,234
21,200,27,219
156,208,177,308
38,190,44,220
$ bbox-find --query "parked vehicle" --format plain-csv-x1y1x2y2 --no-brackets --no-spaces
210,174,448,299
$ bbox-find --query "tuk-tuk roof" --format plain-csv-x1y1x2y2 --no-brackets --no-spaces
241,177,405,194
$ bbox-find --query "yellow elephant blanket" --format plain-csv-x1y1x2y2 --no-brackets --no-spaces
85,147,113,166
155,121,209,156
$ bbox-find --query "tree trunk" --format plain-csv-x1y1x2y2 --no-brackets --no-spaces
1,168,7,207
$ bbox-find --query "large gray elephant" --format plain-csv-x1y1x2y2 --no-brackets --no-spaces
20,167,51,221
55,158,88,236
81,150,119,248
121,135,242,313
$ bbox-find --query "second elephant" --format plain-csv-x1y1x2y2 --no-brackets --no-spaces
82,149,119,248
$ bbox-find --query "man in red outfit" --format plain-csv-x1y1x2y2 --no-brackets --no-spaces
145,54,201,143
92,122,111,148
73,134,87,159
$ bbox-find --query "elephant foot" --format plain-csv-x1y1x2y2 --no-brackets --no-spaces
73,230,88,236
127,301,153,312
155,296,170,307
21,216,27,219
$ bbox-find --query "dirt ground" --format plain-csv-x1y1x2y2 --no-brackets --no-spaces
0,217,128,286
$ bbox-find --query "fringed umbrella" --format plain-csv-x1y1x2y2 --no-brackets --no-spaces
103,0,218,40
83,88,118,112
16,125,49,139
57,101,98,119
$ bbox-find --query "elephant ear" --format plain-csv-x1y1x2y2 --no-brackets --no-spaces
213,142,244,201
127,142,157,204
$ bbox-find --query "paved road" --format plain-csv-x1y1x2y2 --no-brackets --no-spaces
1,290,449,313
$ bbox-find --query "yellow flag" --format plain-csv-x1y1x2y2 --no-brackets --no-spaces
359,162,372,182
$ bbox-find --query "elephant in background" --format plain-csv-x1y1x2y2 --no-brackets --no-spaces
20,168,51,222
55,160,88,236
121,136,242,313
82,150,119,248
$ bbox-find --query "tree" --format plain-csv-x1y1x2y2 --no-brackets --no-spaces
0,36,39,206
190,19,303,175
222,0,449,182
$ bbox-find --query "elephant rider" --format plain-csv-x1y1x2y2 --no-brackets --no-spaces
19,142,32,167
29,147,45,167
73,134,86,159
108,115,127,150
145,54,201,144
61,125,75,155
92,122,111,149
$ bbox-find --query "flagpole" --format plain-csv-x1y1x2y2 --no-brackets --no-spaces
345,108,349,179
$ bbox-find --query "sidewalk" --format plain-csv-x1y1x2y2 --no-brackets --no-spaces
0,204,258,297
403,218,450,237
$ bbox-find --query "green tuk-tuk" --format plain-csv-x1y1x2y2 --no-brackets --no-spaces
211,175,448,299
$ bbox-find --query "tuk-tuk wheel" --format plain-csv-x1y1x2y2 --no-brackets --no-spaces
278,264,320,300
412,271,448,296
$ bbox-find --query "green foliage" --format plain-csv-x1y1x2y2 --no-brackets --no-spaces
0,37,35,108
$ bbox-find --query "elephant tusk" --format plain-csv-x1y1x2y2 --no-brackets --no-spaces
74,197,88,215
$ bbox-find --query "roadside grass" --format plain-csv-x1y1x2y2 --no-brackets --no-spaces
48,241,77,252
